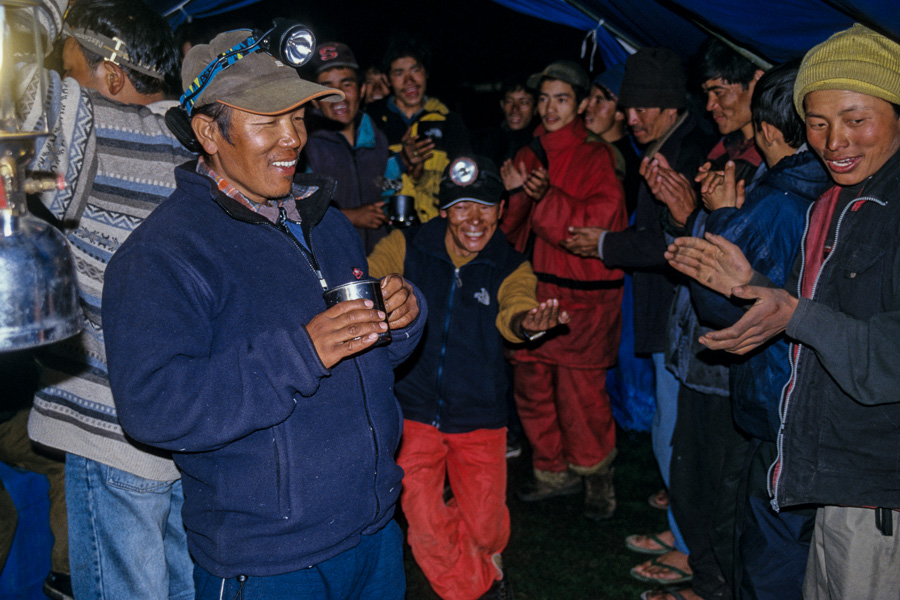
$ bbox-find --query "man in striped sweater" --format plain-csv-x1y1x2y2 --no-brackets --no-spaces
21,0,195,598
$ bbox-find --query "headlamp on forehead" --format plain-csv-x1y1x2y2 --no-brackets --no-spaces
448,157,479,186
180,18,316,116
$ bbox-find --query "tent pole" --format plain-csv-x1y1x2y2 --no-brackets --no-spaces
559,0,642,51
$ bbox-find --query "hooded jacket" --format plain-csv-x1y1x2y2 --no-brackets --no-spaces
102,163,426,577
693,149,831,440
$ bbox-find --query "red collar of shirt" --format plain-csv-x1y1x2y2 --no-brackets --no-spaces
196,157,316,224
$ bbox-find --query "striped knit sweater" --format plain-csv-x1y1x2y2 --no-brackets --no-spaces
22,69,194,481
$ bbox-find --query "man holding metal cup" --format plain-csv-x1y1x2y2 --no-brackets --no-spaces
102,28,426,599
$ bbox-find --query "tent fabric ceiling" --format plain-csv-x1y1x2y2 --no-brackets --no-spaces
161,0,260,27
492,0,900,66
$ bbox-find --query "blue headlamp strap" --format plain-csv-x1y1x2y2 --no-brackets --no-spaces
180,34,261,116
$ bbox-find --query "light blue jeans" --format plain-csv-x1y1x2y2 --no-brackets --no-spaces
194,520,406,600
651,352,689,555
65,454,194,600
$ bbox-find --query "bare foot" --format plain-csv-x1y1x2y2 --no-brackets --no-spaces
648,488,669,510
631,549,692,581
625,530,675,553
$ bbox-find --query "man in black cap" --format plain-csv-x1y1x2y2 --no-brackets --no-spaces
304,41,395,253
369,155,567,600
561,47,717,590
102,29,425,599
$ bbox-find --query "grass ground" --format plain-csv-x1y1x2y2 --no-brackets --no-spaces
400,428,671,600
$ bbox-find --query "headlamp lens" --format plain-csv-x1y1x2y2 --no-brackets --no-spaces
449,157,479,186
280,28,315,67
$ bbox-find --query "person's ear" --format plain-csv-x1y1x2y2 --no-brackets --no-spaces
759,121,778,146
191,113,220,156
498,199,506,220
99,61,128,97
578,97,589,115
359,82,368,102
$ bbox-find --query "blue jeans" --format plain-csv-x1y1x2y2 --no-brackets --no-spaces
66,454,194,600
194,520,406,600
651,352,689,555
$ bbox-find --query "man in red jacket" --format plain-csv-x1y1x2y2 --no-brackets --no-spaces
500,60,627,520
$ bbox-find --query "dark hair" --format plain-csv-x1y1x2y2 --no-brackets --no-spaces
500,77,536,104
698,38,758,88
192,102,234,149
537,76,588,104
382,34,431,75
591,83,614,101
751,60,804,148
66,0,181,97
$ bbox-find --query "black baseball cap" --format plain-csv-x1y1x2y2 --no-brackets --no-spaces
439,155,505,210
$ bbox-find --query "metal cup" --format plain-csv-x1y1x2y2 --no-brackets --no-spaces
322,279,391,347
387,194,418,228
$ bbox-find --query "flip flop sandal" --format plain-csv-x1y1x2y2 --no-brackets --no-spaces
648,489,669,510
639,589,691,600
629,556,693,585
625,532,675,555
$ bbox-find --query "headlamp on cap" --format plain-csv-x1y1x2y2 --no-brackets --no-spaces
439,155,504,210
448,157,479,187
180,18,316,116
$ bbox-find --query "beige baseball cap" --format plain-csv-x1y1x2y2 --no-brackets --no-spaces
182,30,343,115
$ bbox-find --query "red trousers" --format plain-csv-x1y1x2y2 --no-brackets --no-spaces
514,361,615,472
397,421,509,600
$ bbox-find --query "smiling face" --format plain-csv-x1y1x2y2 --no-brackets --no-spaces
804,89,900,186
702,76,758,138
389,56,427,115
440,200,504,257
537,79,579,132
315,67,363,131
581,85,619,136
501,88,536,131
196,106,307,203
626,106,678,145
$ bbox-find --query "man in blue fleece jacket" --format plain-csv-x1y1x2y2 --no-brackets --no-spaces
101,30,425,600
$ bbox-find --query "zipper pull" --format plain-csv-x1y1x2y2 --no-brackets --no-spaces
314,269,328,292
455,268,462,288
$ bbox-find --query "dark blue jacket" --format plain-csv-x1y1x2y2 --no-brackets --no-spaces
304,112,390,253
103,163,426,578
395,218,526,433
693,149,831,440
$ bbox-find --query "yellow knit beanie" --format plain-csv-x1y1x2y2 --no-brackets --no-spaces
794,24,900,119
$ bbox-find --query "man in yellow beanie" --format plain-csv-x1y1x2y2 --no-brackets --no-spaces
665,23,900,599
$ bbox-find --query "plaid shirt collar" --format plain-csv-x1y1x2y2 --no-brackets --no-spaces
196,157,317,224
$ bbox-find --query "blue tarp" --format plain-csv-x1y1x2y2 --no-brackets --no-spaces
159,0,261,27
493,0,900,65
